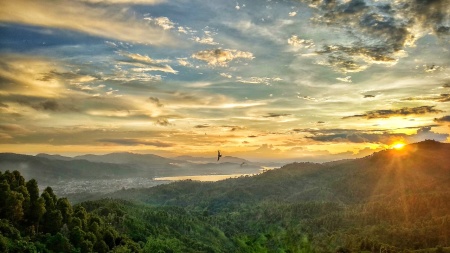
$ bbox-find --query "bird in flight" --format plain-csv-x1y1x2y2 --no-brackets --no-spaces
217,150,222,161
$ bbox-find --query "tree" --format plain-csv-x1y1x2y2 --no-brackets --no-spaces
42,209,62,234
6,191,25,224
57,198,73,225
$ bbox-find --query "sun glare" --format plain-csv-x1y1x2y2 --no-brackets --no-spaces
392,142,406,150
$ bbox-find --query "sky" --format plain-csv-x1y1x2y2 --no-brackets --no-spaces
0,0,449,162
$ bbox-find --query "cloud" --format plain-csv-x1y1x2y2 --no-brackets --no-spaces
423,64,445,73
263,113,291,118
236,76,282,85
0,54,68,98
304,0,450,72
32,100,62,112
194,124,210,128
343,106,444,119
303,128,405,144
403,94,450,102
336,76,352,83
191,49,254,66
221,125,245,131
287,35,315,48
149,97,163,107
81,0,164,4
220,73,233,79
155,118,171,126
363,94,375,98
119,52,177,74
143,16,175,30
177,58,193,67
434,115,450,123
97,138,174,147
0,0,175,46
0,124,31,135
406,126,449,143
302,126,448,144
192,31,219,45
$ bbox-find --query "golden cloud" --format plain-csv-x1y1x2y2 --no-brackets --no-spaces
0,0,174,46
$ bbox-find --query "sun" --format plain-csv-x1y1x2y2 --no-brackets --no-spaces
392,142,406,150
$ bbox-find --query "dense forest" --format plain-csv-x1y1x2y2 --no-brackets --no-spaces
1,140,450,252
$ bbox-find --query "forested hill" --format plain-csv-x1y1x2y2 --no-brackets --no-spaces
99,140,450,252
1,141,450,252
109,140,450,209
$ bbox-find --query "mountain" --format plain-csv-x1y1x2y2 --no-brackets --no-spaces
36,153,74,161
0,153,140,184
0,152,263,197
108,140,450,208
174,155,251,164
102,141,450,251
75,152,178,167
1,141,449,251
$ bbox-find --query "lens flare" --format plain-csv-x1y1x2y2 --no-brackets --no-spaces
392,142,406,150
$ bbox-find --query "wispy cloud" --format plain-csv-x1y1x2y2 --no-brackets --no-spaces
343,106,443,119
403,94,450,103
236,76,282,85
0,0,175,46
119,52,178,74
263,113,291,118
97,138,174,147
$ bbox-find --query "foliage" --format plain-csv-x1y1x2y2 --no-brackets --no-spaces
1,141,449,252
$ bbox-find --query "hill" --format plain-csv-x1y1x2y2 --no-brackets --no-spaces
0,153,141,184
1,141,449,252
0,152,263,197
103,140,450,251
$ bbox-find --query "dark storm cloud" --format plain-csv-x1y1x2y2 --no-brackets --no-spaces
363,95,375,98
305,0,450,72
443,83,450,88
343,106,443,119
434,115,450,122
149,97,164,107
97,138,174,147
263,113,291,118
409,0,450,35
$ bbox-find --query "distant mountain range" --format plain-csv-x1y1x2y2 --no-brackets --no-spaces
108,140,450,207
0,151,263,186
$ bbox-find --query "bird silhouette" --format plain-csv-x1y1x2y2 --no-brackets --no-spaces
217,150,222,161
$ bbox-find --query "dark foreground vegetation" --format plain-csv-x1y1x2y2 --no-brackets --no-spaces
1,140,450,252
